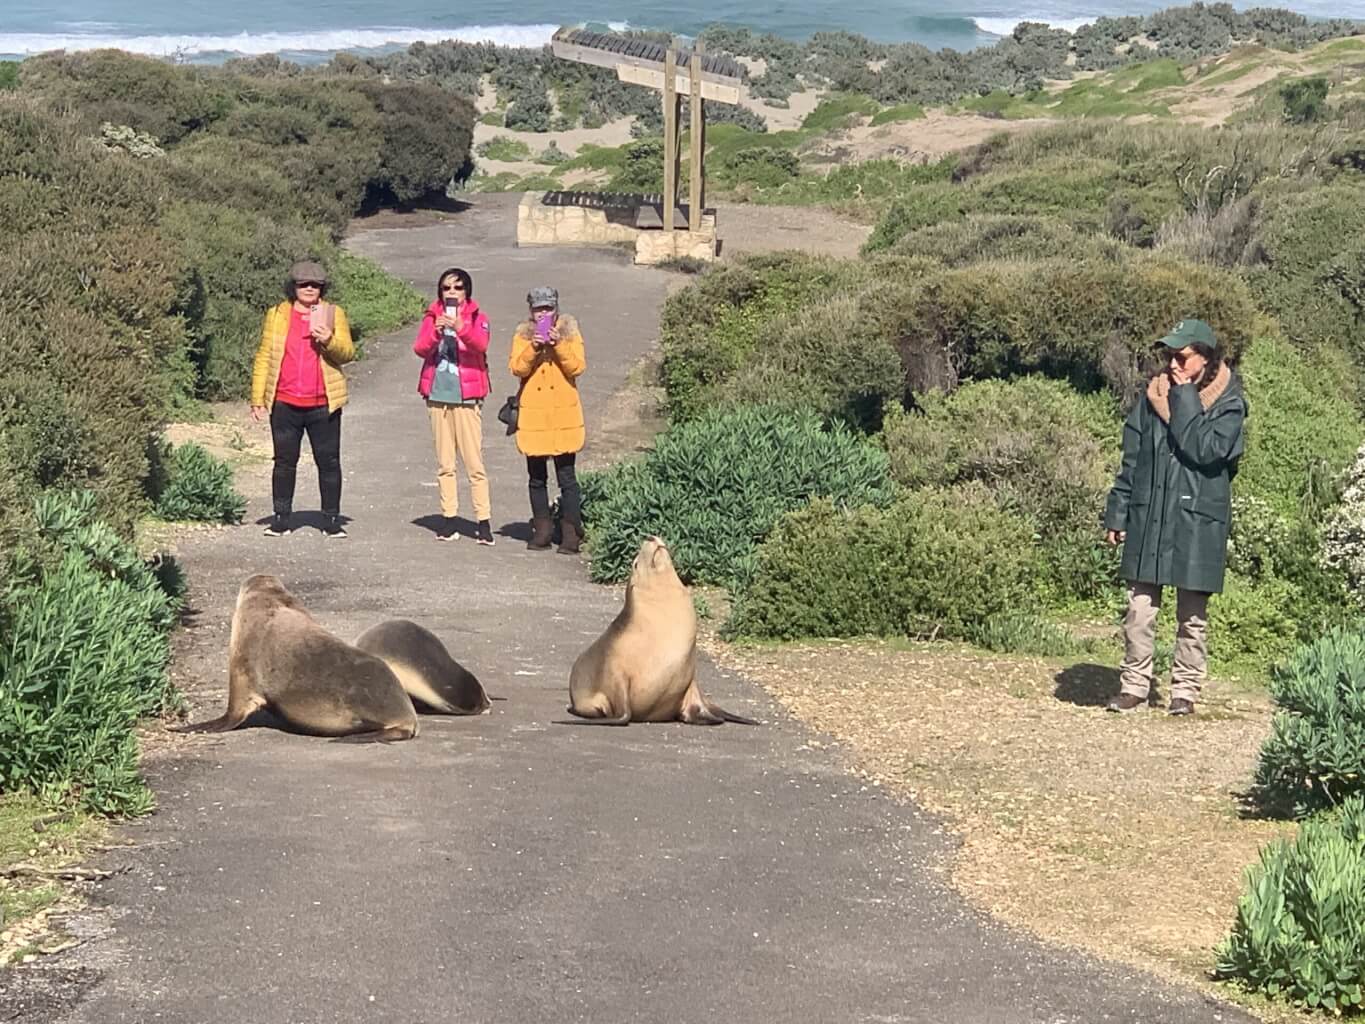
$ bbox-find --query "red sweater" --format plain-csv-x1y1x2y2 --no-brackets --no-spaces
275,307,327,407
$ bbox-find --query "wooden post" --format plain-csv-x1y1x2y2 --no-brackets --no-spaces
689,48,704,232
663,47,677,234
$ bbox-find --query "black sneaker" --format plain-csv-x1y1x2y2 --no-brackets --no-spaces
436,517,460,542
476,519,495,546
263,514,292,537
322,515,348,538
1168,698,1196,716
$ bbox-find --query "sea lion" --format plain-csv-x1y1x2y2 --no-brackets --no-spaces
354,619,491,715
177,574,419,742
566,536,758,726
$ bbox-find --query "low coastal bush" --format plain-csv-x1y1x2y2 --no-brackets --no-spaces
726,485,1038,641
1215,795,1365,1013
1236,333,1363,522
581,406,893,586
892,257,1257,393
1244,184,1365,376
150,442,246,523
1254,627,1365,816
891,214,1129,266
659,253,868,420
0,493,181,814
882,377,1122,604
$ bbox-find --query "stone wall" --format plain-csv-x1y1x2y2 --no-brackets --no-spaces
516,191,719,266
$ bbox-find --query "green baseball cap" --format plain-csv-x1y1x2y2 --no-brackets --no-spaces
1156,318,1216,349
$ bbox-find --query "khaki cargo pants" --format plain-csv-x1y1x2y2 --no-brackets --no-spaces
1119,581,1209,704
427,401,491,522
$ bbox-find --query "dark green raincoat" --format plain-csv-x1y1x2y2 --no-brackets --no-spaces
1103,368,1247,594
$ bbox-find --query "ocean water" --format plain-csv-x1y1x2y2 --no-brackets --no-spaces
1,0,1358,63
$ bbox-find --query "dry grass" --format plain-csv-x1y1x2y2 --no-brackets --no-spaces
699,630,1297,1003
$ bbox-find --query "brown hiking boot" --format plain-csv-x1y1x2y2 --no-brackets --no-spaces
1105,693,1146,713
527,516,553,550
1168,698,1196,716
557,519,582,555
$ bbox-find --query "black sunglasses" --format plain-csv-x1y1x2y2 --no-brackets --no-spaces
296,281,323,289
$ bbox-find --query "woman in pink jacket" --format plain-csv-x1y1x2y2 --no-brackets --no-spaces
412,267,494,544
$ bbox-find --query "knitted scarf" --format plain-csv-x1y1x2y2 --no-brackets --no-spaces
1145,361,1231,424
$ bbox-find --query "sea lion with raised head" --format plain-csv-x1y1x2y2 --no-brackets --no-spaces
567,536,758,726
354,619,490,715
177,574,419,742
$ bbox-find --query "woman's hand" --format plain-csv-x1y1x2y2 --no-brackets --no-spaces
547,324,562,344
1105,529,1126,546
250,405,266,423
434,314,458,331
1170,364,1192,386
310,323,333,345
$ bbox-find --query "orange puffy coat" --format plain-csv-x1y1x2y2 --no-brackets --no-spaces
509,313,586,457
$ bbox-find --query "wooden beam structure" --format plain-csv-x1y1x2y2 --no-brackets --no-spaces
550,28,743,234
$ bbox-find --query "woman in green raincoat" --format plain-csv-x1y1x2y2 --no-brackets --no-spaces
1102,318,1247,717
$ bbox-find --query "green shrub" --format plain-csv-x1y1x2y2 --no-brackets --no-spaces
354,80,474,205
1279,76,1330,123
1215,794,1365,1013
967,612,1091,657
800,92,879,133
1254,626,1365,817
581,406,894,586
869,103,925,126
658,253,867,420
1237,333,1364,522
882,377,1122,605
709,281,927,431
890,256,1258,393
150,442,246,523
330,249,428,352
883,377,1119,532
726,485,1039,641
1207,571,1303,675
715,146,801,189
1245,185,1365,370
0,493,180,813
0,62,17,91
476,135,533,161
892,214,1129,266
18,50,231,144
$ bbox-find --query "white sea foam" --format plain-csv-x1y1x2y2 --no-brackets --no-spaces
0,23,563,59
973,15,1101,36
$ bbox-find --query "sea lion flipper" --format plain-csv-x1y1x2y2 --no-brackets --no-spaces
174,690,268,733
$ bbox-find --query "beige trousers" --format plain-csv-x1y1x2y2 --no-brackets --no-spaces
427,401,490,521
1119,581,1209,703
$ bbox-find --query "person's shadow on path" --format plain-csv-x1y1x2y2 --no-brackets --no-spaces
409,514,534,543
1053,663,1123,707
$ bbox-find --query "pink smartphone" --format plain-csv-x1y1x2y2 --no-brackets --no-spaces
308,302,332,336
535,312,555,343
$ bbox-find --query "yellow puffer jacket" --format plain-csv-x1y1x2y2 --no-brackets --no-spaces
250,301,356,413
509,314,586,457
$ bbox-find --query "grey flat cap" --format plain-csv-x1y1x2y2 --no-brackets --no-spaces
527,286,559,308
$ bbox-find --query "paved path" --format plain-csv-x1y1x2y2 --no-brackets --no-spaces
9,195,1247,1024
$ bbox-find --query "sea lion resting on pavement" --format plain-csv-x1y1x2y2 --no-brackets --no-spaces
567,536,758,726
354,619,490,715
178,574,420,742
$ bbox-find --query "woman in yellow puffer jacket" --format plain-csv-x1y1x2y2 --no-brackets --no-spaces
509,286,586,554
250,260,355,538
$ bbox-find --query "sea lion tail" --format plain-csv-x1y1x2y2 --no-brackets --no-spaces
715,706,761,726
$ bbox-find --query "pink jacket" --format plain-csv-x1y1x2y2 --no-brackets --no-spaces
413,299,491,400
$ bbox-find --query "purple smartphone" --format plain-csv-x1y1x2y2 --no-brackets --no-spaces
535,312,555,343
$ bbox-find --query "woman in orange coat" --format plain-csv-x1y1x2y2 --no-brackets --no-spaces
509,286,586,554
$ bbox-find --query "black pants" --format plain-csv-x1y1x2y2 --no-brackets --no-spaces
271,401,342,516
527,453,580,524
